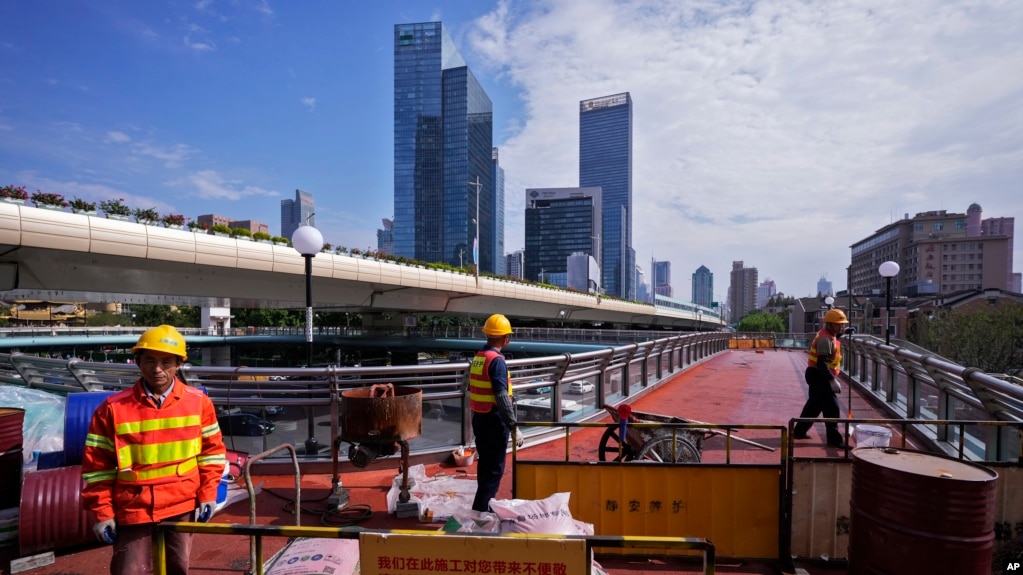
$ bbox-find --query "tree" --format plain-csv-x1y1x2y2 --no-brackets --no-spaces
910,303,1023,376
232,308,304,327
736,311,786,333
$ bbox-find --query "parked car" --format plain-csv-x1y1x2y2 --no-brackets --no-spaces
218,413,275,436
567,381,595,394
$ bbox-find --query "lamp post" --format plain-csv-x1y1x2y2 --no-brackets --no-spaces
696,309,702,332
878,261,900,346
468,177,481,286
824,296,834,309
293,224,324,457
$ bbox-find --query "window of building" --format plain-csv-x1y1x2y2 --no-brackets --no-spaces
955,219,966,230
934,222,944,231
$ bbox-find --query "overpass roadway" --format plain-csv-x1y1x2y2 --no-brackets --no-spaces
0,203,719,329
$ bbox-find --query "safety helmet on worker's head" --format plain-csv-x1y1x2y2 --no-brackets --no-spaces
482,314,514,337
823,309,849,324
132,325,188,360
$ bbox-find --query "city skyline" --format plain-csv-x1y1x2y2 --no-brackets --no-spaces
1,2,1021,303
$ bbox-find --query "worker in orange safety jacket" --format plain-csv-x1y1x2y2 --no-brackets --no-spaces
82,325,227,575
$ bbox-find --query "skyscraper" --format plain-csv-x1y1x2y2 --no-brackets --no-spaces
524,187,602,290
280,189,314,241
729,261,759,322
580,92,633,299
651,260,672,298
393,22,495,272
492,147,506,276
692,265,714,309
816,275,833,297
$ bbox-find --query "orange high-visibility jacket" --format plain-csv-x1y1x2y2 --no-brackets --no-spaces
469,349,511,413
807,329,842,375
81,380,227,525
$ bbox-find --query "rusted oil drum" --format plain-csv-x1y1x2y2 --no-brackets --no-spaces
340,385,422,443
0,448,22,510
19,465,94,555
849,447,997,574
64,391,115,466
0,407,25,453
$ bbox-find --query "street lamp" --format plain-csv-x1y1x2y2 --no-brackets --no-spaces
696,309,703,332
293,224,324,457
878,261,900,346
824,296,834,309
468,177,481,286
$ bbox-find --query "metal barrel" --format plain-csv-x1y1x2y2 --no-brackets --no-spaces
63,391,115,466
19,465,94,555
340,385,422,443
849,447,997,574
0,448,23,510
0,407,25,453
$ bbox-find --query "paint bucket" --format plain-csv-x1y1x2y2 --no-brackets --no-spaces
854,424,892,448
0,407,25,453
849,447,997,575
19,465,94,556
63,391,115,466
452,447,476,467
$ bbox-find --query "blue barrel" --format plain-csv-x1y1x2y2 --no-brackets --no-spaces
63,391,115,466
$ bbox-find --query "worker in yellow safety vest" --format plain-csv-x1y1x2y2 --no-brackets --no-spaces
468,313,518,512
82,325,227,575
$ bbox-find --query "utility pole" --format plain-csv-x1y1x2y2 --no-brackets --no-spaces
468,177,481,286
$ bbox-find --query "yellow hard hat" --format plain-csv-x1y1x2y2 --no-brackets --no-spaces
132,325,188,360
824,309,849,324
482,314,513,336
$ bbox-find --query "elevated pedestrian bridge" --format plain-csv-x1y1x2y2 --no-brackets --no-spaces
0,204,720,329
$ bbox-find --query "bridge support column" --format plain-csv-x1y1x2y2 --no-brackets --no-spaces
202,346,232,367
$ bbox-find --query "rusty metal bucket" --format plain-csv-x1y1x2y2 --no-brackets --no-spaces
340,384,422,443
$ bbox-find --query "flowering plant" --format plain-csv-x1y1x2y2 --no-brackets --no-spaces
99,198,131,217
161,213,186,227
70,197,97,212
133,207,159,222
186,219,208,231
31,191,69,208
0,185,29,200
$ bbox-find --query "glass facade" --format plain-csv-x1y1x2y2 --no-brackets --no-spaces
691,265,714,308
280,189,314,241
393,22,494,271
580,93,633,298
523,187,602,287
492,147,505,275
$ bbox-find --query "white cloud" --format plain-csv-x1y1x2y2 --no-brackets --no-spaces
106,131,132,143
173,169,279,201
184,35,216,52
471,0,1023,299
301,97,316,112
131,141,196,169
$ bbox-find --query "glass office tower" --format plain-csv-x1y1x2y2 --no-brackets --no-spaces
393,22,495,271
580,93,633,298
280,189,315,241
492,147,506,276
692,265,714,309
524,187,602,288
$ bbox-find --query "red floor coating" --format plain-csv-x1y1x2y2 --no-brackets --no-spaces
2,349,887,575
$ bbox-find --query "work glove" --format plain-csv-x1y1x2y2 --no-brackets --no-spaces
830,379,842,394
514,429,524,448
93,519,117,544
196,501,216,523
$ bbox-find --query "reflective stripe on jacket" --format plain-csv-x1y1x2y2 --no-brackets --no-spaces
469,349,511,413
807,329,842,375
81,379,227,525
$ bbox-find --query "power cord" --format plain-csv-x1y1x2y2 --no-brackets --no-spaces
262,487,374,527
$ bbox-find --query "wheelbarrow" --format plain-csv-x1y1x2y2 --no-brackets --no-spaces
598,405,774,463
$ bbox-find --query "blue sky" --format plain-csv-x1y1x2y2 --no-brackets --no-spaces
2,1,1022,303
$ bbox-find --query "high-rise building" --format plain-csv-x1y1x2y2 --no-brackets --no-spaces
757,278,777,309
492,148,506,276
377,218,394,255
651,260,672,298
580,92,632,299
692,265,714,309
393,22,495,272
281,189,314,241
850,203,1015,297
729,261,759,322
524,187,602,290
506,250,524,280
816,275,833,298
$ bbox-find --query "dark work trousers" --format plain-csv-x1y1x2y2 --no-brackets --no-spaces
111,511,192,575
471,410,510,512
794,367,845,445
